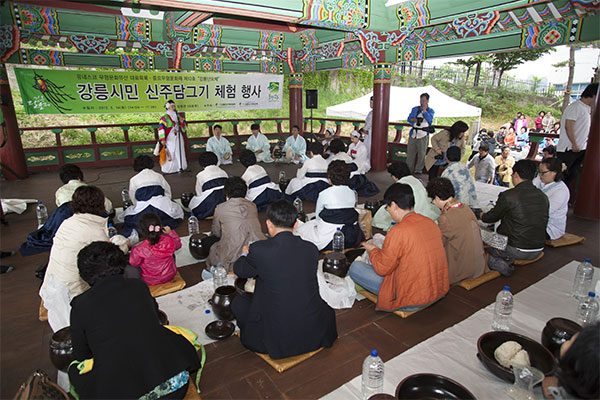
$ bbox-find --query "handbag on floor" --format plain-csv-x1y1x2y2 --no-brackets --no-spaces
13,370,68,400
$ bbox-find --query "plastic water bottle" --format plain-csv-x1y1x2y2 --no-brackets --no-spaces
572,259,594,300
121,187,133,209
293,197,303,213
332,228,345,253
36,201,48,228
361,349,384,400
577,292,599,326
279,170,286,182
188,216,199,236
492,286,514,331
213,264,227,289
107,223,118,238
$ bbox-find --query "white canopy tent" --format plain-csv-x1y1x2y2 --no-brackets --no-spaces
326,85,481,122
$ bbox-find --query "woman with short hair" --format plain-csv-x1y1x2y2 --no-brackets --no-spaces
426,178,487,285
69,241,201,399
39,186,127,332
533,157,569,240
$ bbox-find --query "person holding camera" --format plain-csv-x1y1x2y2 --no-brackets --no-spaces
424,121,468,181
406,93,435,174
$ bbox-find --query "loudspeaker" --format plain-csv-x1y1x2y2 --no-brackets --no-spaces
306,89,318,109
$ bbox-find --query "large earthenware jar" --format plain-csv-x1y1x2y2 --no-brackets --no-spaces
180,192,194,209
209,285,237,321
189,233,209,260
323,252,349,278
49,326,74,372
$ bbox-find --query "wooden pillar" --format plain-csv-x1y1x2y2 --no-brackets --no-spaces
574,89,600,219
0,64,27,180
288,73,303,133
371,64,392,172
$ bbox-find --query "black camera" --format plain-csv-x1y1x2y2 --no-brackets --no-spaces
434,154,444,160
416,117,423,125
422,126,435,133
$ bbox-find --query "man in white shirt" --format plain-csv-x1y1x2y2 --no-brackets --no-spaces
557,82,597,185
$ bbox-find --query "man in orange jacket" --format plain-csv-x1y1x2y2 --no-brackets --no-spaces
349,183,449,311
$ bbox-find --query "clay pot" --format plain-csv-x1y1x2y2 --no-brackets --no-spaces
541,318,581,357
323,252,349,278
297,211,307,223
180,192,194,208
364,201,375,214
189,233,209,260
49,326,74,372
157,309,169,325
279,178,290,193
209,285,237,321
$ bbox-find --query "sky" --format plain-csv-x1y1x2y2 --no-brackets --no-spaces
426,45,600,86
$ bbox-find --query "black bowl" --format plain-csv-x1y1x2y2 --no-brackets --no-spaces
477,331,557,383
395,374,476,400
234,277,254,299
205,320,235,340
541,318,581,357
180,192,194,208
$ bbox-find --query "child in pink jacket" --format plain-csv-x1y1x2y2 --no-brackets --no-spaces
129,212,181,285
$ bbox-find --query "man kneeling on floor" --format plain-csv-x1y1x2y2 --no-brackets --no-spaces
349,183,449,312
231,200,337,359
480,159,549,276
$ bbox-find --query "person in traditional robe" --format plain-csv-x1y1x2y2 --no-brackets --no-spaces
347,130,371,172
188,151,228,220
328,138,378,197
239,150,283,212
206,124,232,166
285,142,330,202
158,100,188,174
372,161,440,231
295,161,364,251
119,156,183,239
283,125,307,164
246,123,273,163
232,200,337,359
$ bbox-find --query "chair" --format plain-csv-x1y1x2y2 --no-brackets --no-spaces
514,252,544,266
357,289,431,318
545,233,585,248
458,271,501,290
149,271,186,298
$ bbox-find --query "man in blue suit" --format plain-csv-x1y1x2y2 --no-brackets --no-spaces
407,92,435,174
231,199,337,359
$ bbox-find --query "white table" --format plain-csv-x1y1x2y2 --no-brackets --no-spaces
322,261,599,400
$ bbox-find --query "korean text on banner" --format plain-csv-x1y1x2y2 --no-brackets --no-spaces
13,68,283,115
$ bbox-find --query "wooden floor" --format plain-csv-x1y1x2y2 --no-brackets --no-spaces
1,162,598,399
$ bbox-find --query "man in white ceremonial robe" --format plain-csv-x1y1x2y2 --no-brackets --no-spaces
188,152,228,219
158,100,188,174
283,125,307,164
246,123,273,163
285,142,330,196
206,124,232,166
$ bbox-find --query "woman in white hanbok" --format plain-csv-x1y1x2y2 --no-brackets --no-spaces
239,150,282,211
119,156,183,238
347,130,371,173
246,123,274,163
188,152,228,219
295,161,364,251
285,141,330,202
206,124,233,166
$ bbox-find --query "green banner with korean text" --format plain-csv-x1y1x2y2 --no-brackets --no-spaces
13,68,283,115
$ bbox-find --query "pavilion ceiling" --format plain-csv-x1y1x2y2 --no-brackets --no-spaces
1,0,598,74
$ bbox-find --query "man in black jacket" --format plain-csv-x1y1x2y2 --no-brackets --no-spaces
481,160,549,276
232,200,337,359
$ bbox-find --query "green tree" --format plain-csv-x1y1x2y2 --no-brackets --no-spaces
454,58,477,83
471,54,491,87
491,48,553,87
530,75,543,93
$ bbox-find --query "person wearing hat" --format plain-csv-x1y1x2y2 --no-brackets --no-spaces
158,100,188,174
348,130,370,172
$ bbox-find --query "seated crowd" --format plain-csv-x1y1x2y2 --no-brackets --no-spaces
29,117,589,399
